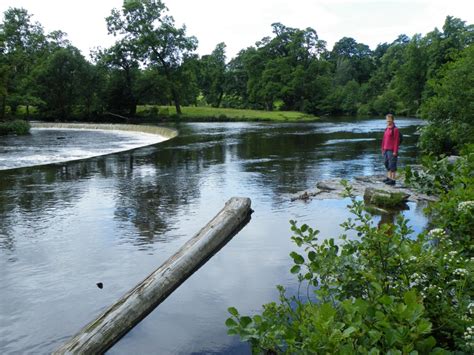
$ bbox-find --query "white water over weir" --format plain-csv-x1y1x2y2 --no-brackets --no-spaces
30,122,178,138
0,123,177,170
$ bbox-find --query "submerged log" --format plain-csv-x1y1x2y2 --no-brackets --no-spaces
53,197,252,355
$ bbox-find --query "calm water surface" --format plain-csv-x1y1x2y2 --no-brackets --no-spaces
0,118,428,354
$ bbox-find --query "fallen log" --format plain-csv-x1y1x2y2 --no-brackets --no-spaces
53,197,252,354
104,111,130,122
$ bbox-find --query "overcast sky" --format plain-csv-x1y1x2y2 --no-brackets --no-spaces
1,0,473,60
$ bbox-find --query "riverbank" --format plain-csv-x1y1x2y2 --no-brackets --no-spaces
10,105,319,123
139,105,319,122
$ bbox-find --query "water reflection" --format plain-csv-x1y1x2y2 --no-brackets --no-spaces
0,117,428,354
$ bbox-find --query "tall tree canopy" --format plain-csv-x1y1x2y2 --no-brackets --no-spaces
0,7,47,117
106,0,198,114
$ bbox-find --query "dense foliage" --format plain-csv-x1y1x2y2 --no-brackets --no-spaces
226,165,473,353
418,45,474,155
1,1,473,123
0,119,30,135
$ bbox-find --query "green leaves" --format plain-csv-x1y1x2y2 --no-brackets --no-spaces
290,265,301,274
228,307,239,317
227,174,473,353
225,318,237,327
290,251,304,265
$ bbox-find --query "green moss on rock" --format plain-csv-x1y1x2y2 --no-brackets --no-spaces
364,187,409,208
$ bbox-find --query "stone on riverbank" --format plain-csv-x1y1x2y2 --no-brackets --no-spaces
363,187,409,208
291,174,438,203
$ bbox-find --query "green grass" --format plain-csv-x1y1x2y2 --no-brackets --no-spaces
137,105,319,122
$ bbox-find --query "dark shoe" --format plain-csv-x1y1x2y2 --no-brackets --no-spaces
382,177,390,183
385,179,396,186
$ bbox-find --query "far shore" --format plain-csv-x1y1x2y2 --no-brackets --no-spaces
142,105,320,122
9,105,320,123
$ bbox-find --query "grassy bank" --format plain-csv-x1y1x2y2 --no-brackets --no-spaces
137,105,319,122
8,105,319,122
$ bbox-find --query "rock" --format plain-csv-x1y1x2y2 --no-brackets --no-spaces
316,181,337,191
364,187,410,209
290,189,321,201
291,173,438,203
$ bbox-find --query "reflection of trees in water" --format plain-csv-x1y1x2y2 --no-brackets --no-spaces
0,158,142,253
0,121,423,252
0,132,230,252
112,136,227,246
0,167,87,252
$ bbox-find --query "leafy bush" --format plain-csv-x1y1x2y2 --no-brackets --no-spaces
227,180,473,354
0,120,31,135
404,155,461,196
424,145,474,251
419,45,474,155
417,122,473,156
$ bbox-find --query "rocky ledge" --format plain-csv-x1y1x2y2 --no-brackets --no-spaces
291,174,439,203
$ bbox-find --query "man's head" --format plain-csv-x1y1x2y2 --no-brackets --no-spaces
386,113,394,127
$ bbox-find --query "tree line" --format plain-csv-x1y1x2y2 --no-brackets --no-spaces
0,1,473,128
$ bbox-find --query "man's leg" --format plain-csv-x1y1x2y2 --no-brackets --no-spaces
383,151,391,182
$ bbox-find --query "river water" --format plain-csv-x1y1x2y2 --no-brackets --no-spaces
0,118,428,354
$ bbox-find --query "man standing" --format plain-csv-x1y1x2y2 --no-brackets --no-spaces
382,114,400,186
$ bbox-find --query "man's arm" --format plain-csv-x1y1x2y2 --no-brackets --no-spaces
393,128,400,156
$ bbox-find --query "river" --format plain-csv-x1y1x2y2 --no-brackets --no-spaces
0,117,428,354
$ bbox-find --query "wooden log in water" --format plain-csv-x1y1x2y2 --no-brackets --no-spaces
53,197,252,355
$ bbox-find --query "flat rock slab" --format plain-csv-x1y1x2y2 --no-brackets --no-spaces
291,175,438,203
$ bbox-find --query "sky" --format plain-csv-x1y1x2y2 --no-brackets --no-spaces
1,0,473,61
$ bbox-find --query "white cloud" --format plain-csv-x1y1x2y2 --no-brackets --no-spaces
1,0,473,59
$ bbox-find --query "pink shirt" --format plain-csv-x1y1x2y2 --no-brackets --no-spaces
382,126,400,155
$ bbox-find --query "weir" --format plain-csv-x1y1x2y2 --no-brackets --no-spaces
30,122,178,139
0,122,178,170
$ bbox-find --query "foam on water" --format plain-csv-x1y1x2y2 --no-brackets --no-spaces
0,127,171,170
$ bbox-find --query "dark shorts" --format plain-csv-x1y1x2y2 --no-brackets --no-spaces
384,150,398,172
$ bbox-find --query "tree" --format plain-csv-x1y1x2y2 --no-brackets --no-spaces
198,42,227,107
94,40,141,116
362,35,409,115
242,23,327,111
224,50,250,108
35,46,90,119
330,37,374,84
419,44,474,154
393,34,428,115
106,0,198,114
0,7,47,117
